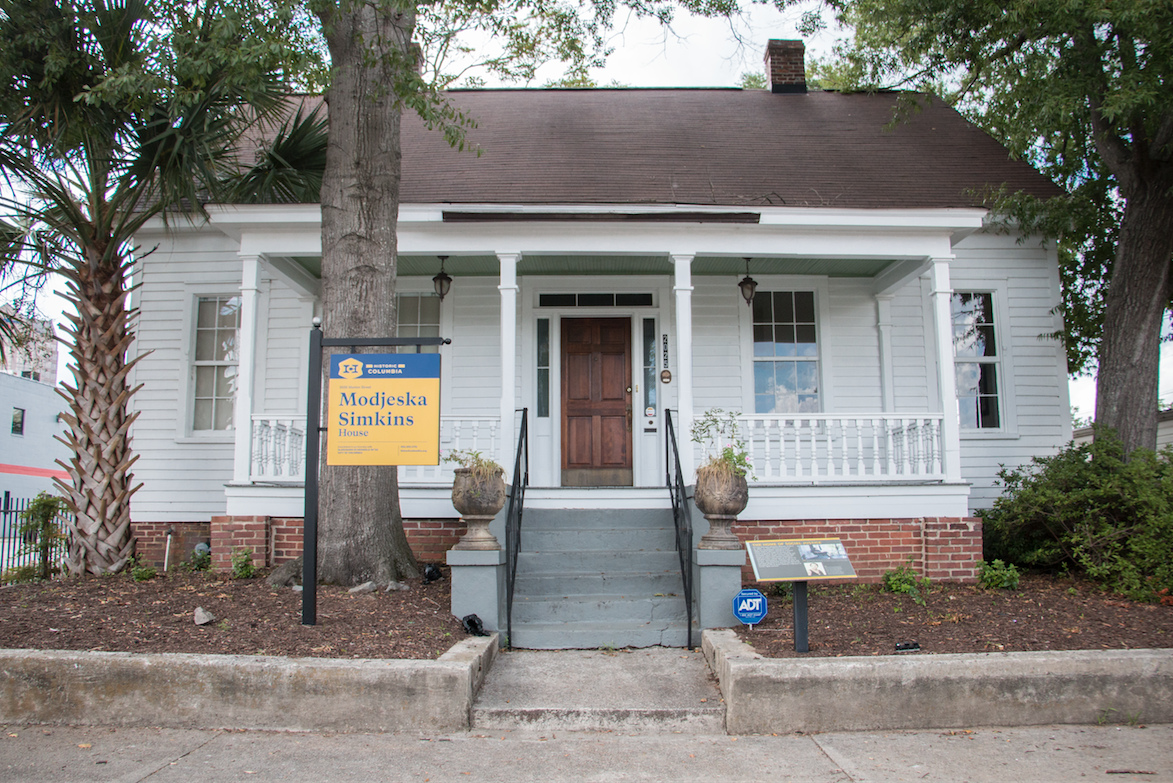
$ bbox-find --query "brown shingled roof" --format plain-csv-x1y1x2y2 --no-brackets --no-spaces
394,89,1062,209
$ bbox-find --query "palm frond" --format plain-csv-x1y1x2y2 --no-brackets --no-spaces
227,103,327,204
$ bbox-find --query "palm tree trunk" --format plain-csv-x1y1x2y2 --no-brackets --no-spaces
54,250,142,575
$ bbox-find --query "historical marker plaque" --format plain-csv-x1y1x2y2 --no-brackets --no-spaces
746,538,856,582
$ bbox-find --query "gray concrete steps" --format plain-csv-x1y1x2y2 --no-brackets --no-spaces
510,506,692,649
511,593,688,623
472,648,724,733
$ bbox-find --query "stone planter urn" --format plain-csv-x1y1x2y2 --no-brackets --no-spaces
451,466,507,550
694,465,749,550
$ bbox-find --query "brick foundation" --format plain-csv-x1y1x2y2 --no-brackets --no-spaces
130,521,211,569
734,517,982,585
136,516,466,573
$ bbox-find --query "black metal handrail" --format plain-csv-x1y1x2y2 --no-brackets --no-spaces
504,407,529,649
665,410,695,650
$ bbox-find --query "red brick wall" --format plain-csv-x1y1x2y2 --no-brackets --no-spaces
209,516,269,571
269,518,304,565
764,39,806,91
131,521,210,569
734,517,982,585
402,518,467,562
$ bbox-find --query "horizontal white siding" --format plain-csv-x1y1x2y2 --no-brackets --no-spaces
951,231,1070,510
445,277,501,418
824,277,882,411
889,277,933,413
692,278,743,412
129,230,241,523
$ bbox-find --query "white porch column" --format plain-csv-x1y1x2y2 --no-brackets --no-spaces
232,255,261,484
498,252,520,473
930,258,963,482
876,295,895,412
672,253,695,479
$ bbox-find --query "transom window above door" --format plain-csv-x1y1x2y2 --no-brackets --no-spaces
752,291,820,414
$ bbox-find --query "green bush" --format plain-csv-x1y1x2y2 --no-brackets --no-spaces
981,428,1173,601
130,556,157,582
976,559,1020,590
1,564,39,584
231,548,256,579
882,561,929,606
17,492,66,581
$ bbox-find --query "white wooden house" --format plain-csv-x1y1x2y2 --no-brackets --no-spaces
127,40,1069,645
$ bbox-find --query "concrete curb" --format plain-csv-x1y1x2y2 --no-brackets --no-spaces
703,629,1173,734
0,634,499,733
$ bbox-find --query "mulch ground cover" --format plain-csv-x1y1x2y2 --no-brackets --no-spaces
4,570,1173,660
736,573,1173,658
0,566,467,660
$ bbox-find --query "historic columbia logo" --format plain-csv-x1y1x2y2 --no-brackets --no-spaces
337,358,364,378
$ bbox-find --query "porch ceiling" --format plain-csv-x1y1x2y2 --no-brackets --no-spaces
288,254,896,279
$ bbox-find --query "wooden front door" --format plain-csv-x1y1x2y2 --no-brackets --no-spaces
562,318,633,486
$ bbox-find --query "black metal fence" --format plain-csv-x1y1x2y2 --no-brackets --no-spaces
665,411,695,650
0,492,72,579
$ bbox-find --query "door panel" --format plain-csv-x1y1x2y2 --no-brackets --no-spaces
562,317,633,486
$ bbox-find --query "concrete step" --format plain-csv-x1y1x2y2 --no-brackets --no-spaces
507,620,697,651
522,526,677,552
472,648,722,733
515,550,679,573
512,570,686,596
511,594,689,623
521,508,676,531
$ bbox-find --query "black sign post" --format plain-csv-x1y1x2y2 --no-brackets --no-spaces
301,321,450,626
745,538,855,653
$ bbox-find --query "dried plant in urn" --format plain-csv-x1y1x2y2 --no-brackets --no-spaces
691,409,751,549
445,450,506,550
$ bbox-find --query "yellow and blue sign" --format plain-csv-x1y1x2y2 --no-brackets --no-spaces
326,353,440,466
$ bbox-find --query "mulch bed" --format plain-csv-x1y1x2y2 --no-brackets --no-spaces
4,570,1172,660
0,566,467,660
736,573,1173,658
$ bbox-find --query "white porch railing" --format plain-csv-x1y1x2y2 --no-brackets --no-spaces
250,416,306,482
248,415,501,485
724,414,945,482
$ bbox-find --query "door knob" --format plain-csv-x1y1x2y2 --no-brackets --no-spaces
626,386,632,393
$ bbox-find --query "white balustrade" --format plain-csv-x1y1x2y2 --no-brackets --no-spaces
249,415,501,485
717,414,944,482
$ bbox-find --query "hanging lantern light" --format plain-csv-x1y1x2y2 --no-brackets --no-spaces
433,255,452,301
738,257,758,307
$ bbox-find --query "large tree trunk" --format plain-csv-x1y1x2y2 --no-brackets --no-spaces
54,247,142,575
1094,182,1173,455
313,0,420,586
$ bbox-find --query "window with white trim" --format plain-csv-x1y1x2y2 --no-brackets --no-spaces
752,291,820,413
951,292,1000,429
192,296,241,431
396,293,440,353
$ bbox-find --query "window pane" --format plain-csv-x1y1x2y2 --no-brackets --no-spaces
537,369,549,417
418,324,440,338
642,319,655,368
755,394,775,414
197,299,217,328
195,330,216,361
213,398,235,430
215,365,238,398
774,292,794,323
193,399,213,430
11,408,24,435
796,325,817,356
754,362,774,395
775,324,796,356
399,295,419,324
753,325,774,357
418,295,440,324
216,332,238,363
794,291,815,322
776,362,797,394
195,366,215,397
537,319,550,367
752,294,772,324
796,361,818,395
797,395,819,413
217,297,241,328
644,366,656,413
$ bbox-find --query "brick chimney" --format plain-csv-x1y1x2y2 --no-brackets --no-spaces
764,39,807,94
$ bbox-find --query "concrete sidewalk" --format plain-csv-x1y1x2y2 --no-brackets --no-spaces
2,723,1170,782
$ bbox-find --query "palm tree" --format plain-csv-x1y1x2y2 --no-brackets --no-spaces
0,0,309,574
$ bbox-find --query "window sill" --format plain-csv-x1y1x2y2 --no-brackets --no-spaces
960,430,1019,441
175,433,235,445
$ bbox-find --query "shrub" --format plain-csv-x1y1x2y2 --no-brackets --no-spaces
189,548,211,571
977,559,1020,590
882,561,929,606
231,548,256,579
130,555,157,582
1,564,39,584
981,428,1173,601
17,492,66,581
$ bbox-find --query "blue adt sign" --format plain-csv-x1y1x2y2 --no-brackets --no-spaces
733,588,768,626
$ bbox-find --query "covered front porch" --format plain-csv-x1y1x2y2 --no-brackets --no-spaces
216,202,976,522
